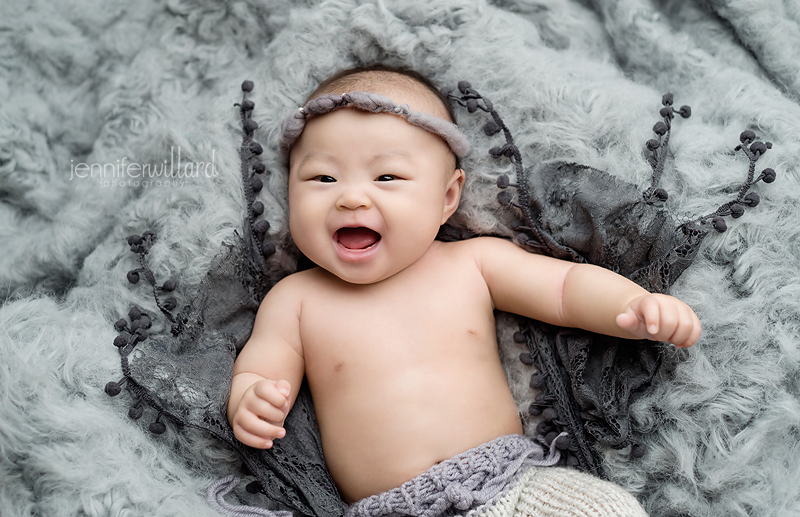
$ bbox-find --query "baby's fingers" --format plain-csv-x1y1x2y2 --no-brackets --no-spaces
621,295,701,347
668,305,702,348
616,307,647,336
235,428,278,450
253,380,291,412
637,295,665,337
243,394,288,423
233,411,286,449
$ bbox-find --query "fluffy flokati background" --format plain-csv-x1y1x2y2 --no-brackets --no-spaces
2,0,800,516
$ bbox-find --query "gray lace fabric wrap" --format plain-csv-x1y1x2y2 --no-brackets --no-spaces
278,91,471,162
106,82,772,515
511,161,700,474
119,231,342,516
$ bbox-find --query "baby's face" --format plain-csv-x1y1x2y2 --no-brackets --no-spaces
288,90,462,284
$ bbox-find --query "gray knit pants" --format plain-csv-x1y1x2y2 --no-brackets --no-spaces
345,434,648,517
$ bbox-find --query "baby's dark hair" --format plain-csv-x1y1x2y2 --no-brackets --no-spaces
307,64,459,125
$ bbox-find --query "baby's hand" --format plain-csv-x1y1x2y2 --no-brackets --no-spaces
231,379,291,449
616,294,701,348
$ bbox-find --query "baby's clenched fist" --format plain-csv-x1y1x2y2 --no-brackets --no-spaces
231,379,291,449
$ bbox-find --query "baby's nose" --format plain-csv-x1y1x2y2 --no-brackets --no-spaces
336,186,372,211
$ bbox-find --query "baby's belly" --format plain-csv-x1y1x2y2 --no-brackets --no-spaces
309,356,523,503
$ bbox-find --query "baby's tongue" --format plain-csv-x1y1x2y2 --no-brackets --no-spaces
337,227,380,250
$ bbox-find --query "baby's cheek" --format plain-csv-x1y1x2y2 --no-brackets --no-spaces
290,211,328,263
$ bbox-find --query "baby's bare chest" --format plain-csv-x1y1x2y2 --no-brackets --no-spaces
298,258,497,379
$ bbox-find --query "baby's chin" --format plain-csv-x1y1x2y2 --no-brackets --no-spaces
315,258,409,286
324,266,401,286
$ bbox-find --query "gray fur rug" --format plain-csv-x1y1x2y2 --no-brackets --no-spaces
2,0,800,516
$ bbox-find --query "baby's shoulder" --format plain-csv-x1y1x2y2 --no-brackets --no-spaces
427,237,512,278
264,267,324,301
436,235,516,260
435,236,539,277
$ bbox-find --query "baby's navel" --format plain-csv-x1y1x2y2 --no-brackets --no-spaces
334,362,345,372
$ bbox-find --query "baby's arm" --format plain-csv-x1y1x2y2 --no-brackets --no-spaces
473,237,701,347
227,278,305,449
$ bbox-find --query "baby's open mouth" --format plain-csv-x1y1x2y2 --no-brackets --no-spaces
335,227,381,250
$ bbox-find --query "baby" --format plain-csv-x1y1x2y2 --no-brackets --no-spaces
227,65,701,514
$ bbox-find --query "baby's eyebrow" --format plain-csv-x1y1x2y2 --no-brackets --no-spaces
294,151,336,170
367,150,414,166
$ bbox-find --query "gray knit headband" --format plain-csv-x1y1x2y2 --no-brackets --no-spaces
278,91,471,163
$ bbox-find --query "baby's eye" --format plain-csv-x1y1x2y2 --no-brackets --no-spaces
313,175,336,183
376,174,399,182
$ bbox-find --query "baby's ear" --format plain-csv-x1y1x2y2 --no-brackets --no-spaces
441,168,465,224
